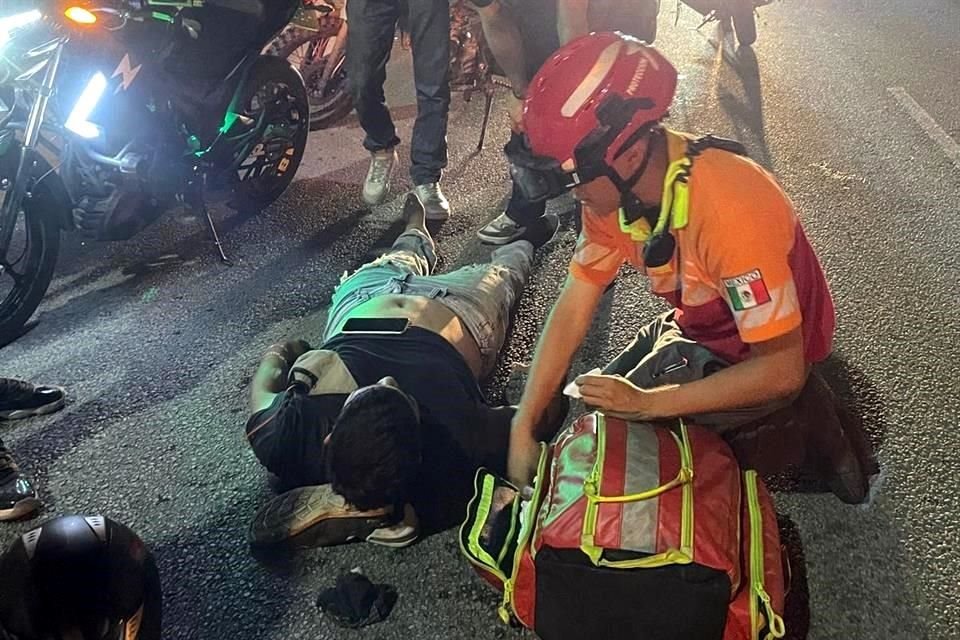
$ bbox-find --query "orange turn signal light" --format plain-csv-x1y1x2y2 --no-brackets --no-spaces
65,7,97,25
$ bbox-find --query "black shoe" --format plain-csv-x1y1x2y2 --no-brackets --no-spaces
519,213,560,249
822,445,868,505
0,378,66,420
0,452,40,521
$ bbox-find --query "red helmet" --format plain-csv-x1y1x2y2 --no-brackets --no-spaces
522,32,678,169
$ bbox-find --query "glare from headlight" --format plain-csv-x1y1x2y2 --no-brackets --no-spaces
65,72,107,139
0,10,42,45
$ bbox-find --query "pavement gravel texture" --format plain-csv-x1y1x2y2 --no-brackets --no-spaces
2,1,959,638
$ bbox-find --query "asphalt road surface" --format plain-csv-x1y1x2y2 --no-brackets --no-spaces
2,1,959,638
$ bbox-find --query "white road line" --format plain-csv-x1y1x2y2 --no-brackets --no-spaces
888,87,960,168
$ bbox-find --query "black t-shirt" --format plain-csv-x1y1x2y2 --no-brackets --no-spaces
246,328,511,522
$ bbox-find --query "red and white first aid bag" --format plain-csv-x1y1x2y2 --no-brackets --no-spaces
460,413,787,640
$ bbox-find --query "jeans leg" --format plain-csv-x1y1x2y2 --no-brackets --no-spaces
406,0,451,185
503,132,547,225
426,241,533,374
504,179,548,226
347,0,401,152
323,229,437,338
377,228,438,275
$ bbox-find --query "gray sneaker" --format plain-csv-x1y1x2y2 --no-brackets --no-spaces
412,182,450,221
363,148,398,206
477,212,525,245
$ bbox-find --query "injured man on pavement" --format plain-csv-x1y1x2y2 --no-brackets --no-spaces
244,194,565,550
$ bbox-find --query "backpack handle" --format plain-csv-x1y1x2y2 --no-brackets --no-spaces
580,417,696,568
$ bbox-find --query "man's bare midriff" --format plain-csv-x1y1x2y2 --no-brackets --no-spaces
331,294,484,379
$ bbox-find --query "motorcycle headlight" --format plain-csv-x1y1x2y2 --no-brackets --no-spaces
65,72,107,139
0,10,41,46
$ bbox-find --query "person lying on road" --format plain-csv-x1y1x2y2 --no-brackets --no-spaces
244,194,564,549
506,33,869,504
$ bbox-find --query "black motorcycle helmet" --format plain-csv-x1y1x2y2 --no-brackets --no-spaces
0,515,162,640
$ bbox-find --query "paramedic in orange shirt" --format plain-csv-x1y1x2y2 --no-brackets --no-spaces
506,32,866,502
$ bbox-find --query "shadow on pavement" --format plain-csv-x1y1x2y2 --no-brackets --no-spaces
1,178,366,355
778,514,811,640
150,503,298,639
716,43,774,169
762,352,883,497
815,352,885,476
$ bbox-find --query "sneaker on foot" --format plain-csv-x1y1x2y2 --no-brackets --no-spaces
0,452,40,522
363,148,398,206
477,212,526,245
247,484,418,549
365,504,420,548
0,378,66,421
412,182,450,221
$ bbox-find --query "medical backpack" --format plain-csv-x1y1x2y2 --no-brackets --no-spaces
460,413,787,640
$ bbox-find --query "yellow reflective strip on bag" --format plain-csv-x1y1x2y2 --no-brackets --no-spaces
580,414,607,565
678,420,695,557
581,416,695,568
596,547,693,570
745,470,786,640
502,442,551,622
466,474,507,575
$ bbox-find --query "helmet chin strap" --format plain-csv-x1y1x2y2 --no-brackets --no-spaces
606,131,660,227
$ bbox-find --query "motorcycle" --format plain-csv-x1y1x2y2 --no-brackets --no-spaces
0,0,311,343
269,0,506,149
269,0,351,131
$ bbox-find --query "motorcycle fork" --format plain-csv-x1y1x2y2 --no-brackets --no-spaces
0,41,63,256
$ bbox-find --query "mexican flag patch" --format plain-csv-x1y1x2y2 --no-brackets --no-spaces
723,270,771,311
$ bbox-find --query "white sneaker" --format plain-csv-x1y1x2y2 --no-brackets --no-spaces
365,504,420,548
412,182,451,221
363,148,398,206
476,212,525,245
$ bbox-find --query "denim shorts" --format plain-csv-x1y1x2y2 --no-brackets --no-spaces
323,229,532,374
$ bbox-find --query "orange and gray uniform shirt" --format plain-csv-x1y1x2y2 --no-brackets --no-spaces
569,130,836,365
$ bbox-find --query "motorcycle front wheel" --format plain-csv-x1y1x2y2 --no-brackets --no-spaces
229,56,311,214
0,161,62,345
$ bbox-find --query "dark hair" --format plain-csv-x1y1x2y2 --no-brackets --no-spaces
329,386,422,511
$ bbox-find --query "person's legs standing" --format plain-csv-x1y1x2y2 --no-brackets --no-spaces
407,0,452,220
348,0,402,205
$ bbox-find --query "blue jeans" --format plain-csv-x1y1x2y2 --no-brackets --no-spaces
346,0,451,185
323,230,533,375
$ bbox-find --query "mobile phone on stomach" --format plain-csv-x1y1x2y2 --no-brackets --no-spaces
341,317,411,335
